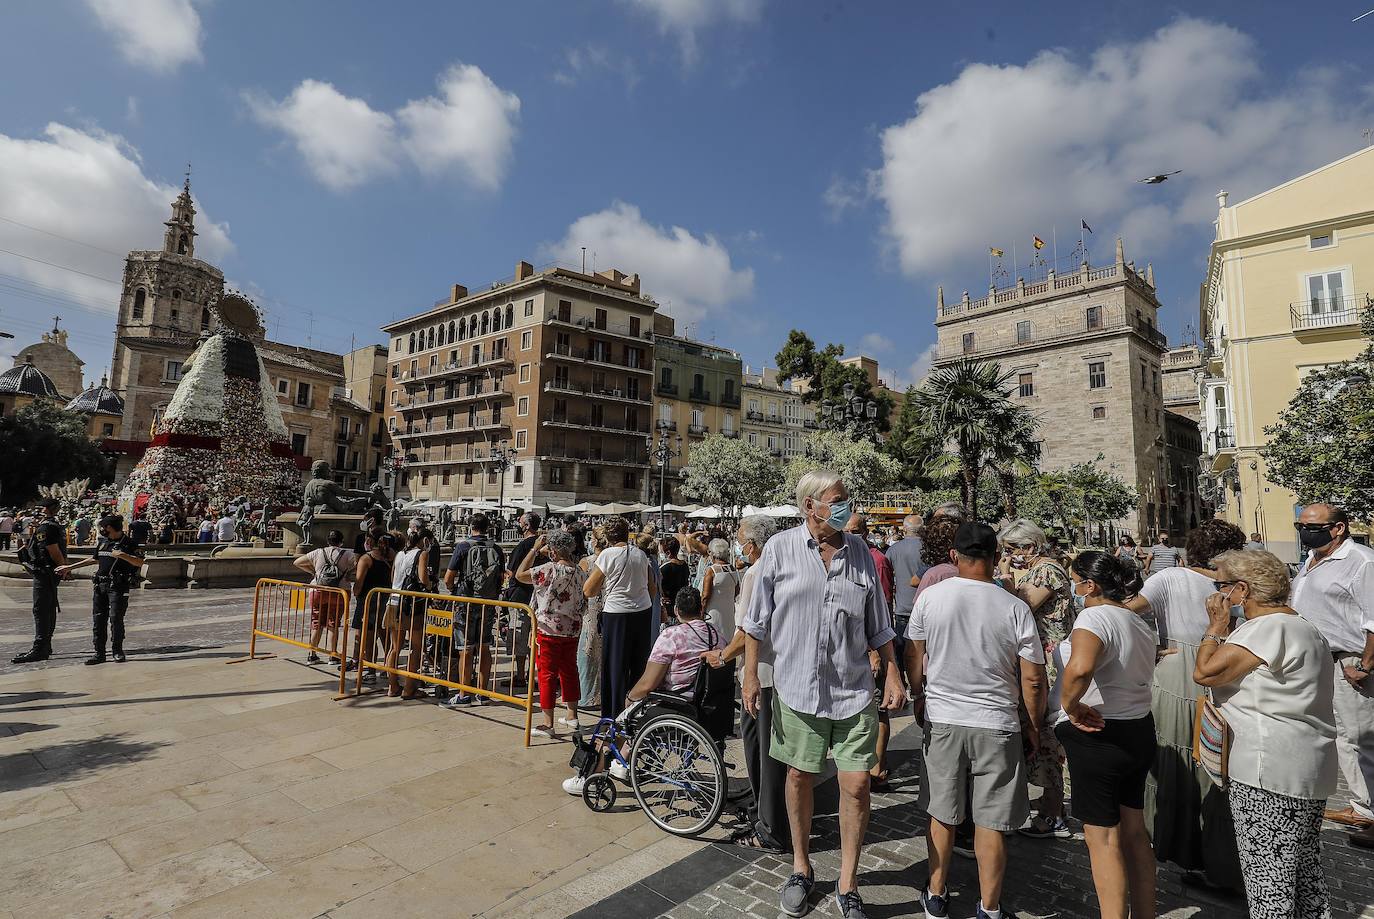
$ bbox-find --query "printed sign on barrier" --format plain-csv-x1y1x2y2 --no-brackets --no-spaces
424,605,454,638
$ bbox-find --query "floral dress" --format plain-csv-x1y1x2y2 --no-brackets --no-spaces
531,561,586,638
1018,559,1074,788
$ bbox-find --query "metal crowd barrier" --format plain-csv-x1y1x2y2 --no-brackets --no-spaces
230,577,351,696
354,587,536,747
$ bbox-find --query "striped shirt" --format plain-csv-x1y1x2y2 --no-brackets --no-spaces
742,523,896,720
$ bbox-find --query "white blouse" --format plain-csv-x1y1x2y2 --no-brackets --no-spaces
1212,612,1339,800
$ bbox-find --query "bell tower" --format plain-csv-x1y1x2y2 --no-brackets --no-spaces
163,167,197,258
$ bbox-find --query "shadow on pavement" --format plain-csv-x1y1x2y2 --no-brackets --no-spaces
1,733,167,792
4,685,324,714
0,690,86,707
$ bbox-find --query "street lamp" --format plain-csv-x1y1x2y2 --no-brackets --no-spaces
820,381,879,435
383,450,409,502
488,441,519,518
648,426,683,526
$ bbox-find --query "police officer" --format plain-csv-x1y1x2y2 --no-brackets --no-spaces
11,497,68,664
57,513,144,664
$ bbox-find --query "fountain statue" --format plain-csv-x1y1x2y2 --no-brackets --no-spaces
283,461,397,553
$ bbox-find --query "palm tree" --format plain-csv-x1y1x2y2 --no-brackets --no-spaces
985,406,1042,520
912,360,1038,519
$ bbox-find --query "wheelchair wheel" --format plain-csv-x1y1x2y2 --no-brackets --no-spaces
582,773,617,812
629,714,726,837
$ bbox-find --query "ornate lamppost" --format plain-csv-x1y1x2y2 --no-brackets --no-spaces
648,426,683,526
820,382,879,437
489,440,519,519
384,450,409,502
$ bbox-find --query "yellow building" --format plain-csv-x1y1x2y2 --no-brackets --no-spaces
1200,145,1374,561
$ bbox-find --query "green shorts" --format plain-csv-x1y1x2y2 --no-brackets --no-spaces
769,694,878,774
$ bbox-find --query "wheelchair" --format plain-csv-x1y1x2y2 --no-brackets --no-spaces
570,654,736,838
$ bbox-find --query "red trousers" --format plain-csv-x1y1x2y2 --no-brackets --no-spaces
536,633,580,711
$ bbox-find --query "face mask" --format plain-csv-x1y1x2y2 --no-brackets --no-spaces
812,498,852,531
1222,584,1246,619
1071,581,1089,611
1298,525,1335,550
732,540,746,562
1010,549,1035,569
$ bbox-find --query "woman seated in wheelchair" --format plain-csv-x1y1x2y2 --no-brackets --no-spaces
563,586,723,796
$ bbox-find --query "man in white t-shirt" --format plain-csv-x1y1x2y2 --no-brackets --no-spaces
215,513,237,543
292,529,356,664
906,522,1046,919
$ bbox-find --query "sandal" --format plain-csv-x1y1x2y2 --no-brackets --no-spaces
734,831,785,854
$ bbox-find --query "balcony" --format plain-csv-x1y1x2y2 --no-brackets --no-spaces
935,303,1169,363
745,410,765,422
401,383,506,411
539,448,650,467
544,343,652,374
768,447,783,457
549,314,654,343
399,351,513,383
802,419,819,429
543,380,650,404
655,419,677,432
721,393,741,408
687,424,709,436
335,431,356,444
543,413,651,437
721,430,740,439
1290,295,1367,334
1208,426,1236,452
396,415,509,438
687,388,712,404
656,381,679,396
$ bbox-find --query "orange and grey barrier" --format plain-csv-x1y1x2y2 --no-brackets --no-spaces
230,577,351,696
353,587,536,747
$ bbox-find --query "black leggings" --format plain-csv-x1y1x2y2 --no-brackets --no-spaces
1056,714,1156,827
599,609,652,719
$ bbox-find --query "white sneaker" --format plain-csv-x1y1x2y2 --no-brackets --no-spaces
609,760,630,783
558,717,580,729
562,776,586,796
531,725,555,739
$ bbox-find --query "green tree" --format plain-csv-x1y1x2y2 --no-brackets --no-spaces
0,401,111,505
1019,458,1139,544
773,330,894,432
884,385,947,489
1261,319,1374,519
679,434,784,515
911,360,1040,519
780,429,902,505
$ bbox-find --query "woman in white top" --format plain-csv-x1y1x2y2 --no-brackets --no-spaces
701,538,743,635
1057,551,1158,919
1194,549,1338,919
583,516,658,719
1125,518,1247,891
385,528,431,699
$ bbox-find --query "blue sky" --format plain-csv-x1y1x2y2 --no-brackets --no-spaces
2,1,1372,391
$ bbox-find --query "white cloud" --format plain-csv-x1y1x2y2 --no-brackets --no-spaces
858,332,890,354
553,44,641,91
823,174,868,221
246,63,520,193
624,0,765,64
873,18,1374,280
125,96,140,124
396,64,521,190
542,202,754,321
0,123,233,311
245,80,398,192
85,0,202,72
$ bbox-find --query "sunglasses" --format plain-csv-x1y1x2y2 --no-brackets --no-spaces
1295,522,1337,532
1213,580,1239,591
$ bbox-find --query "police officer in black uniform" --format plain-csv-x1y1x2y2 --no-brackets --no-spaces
11,496,68,664
57,513,144,664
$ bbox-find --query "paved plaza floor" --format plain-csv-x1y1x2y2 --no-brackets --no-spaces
1,581,1372,918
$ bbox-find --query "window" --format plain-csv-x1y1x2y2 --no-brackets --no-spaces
549,466,565,486
748,432,758,446
722,412,734,435
393,337,402,353
524,299,534,317
481,312,490,335
961,332,975,354
658,401,672,423
200,308,211,331
295,382,313,407
1153,369,1160,395
1086,305,1102,330
165,360,183,382
1140,360,1149,391
692,373,704,394
521,330,532,351
101,423,114,436
458,317,467,340
131,288,146,319
442,469,451,485
488,468,498,485
464,468,474,485
557,299,572,322
519,363,531,383
623,471,638,490
291,432,308,455
629,316,641,337
505,305,513,328
408,332,416,353
1305,270,1348,314
748,398,759,414
1018,372,1034,398
170,308,179,326
591,341,610,363
587,468,601,487
1015,320,1031,343
1309,232,1333,249
390,390,398,406
436,324,445,346
1092,406,1107,420
421,470,430,486
172,288,182,300
691,408,703,428
767,434,777,450
1088,361,1106,389
277,378,289,395
594,308,608,330
447,320,455,342
515,430,527,449
660,367,673,388
513,466,524,484
390,364,399,379
517,396,529,416
724,379,736,401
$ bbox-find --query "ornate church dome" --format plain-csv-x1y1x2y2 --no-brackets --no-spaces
0,359,61,398
66,376,125,416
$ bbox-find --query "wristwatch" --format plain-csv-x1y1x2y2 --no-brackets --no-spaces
1355,662,1372,674
1201,634,1226,646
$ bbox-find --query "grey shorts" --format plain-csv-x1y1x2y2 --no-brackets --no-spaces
918,721,1029,832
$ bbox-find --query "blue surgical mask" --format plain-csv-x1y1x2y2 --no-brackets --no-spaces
814,498,852,531
732,540,746,562
1071,582,1088,612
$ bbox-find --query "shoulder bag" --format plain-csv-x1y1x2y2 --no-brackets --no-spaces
1192,688,1230,787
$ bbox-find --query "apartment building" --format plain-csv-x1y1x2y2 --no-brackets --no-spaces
652,335,743,503
1199,145,1374,560
934,238,1171,537
382,262,659,508
741,366,815,459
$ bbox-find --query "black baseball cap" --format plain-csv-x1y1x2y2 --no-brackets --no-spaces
954,522,998,559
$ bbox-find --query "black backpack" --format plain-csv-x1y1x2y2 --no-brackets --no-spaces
461,539,504,599
318,548,344,587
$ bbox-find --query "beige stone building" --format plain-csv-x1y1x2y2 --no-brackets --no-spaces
934,238,1171,537
1200,145,1374,560
15,319,84,400
1161,344,1203,423
651,335,743,504
105,180,377,490
740,367,815,459
382,262,659,509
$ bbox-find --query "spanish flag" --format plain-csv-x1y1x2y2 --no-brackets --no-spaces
1032,236,1046,250
989,247,1004,258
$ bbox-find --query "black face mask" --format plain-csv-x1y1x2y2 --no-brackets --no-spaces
1298,525,1336,550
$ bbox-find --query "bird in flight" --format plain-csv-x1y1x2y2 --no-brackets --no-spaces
1138,170,1182,185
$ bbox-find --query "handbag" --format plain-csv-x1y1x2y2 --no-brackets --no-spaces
1192,689,1230,786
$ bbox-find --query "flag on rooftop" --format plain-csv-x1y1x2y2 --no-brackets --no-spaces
1081,219,1093,234
989,247,1004,257
1032,236,1045,250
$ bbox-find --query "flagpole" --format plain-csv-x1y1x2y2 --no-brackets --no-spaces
1012,241,1018,282
988,248,992,290
1052,226,1058,277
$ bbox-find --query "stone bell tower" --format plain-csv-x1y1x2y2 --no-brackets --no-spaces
163,172,197,258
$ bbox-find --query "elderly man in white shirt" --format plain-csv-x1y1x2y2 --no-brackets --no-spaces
1290,504,1374,833
742,470,907,919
